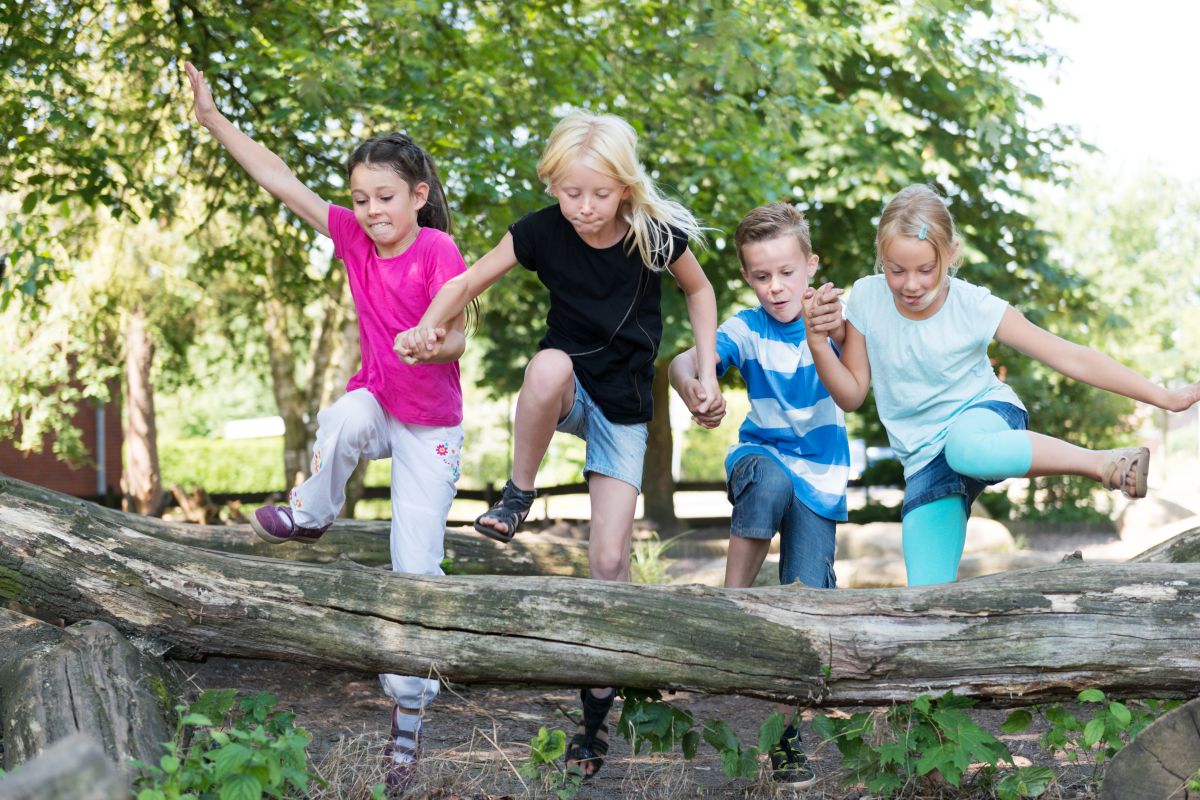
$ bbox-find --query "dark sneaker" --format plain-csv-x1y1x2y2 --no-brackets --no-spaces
250,505,330,544
770,725,816,788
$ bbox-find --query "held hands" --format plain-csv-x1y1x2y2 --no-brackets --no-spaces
802,282,845,345
681,375,726,429
183,62,220,129
394,325,448,365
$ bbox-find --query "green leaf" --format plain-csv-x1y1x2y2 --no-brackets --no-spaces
681,729,700,760
211,743,253,780
218,773,262,800
20,192,38,214
757,711,787,753
1001,709,1033,734
1109,701,1132,727
159,755,179,774
1078,689,1105,703
1083,718,1106,748
703,720,740,753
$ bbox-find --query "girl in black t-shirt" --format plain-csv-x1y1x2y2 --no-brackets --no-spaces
396,109,723,778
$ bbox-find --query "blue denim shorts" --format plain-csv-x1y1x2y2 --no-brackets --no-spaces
556,375,650,491
901,400,1028,518
727,454,837,588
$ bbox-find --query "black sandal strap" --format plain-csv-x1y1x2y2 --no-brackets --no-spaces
473,480,535,543
580,688,616,740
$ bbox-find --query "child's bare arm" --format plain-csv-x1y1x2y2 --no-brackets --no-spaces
996,308,1200,412
805,311,871,411
669,248,723,416
184,62,329,236
669,347,726,428
397,233,518,358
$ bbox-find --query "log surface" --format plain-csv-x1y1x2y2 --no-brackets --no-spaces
0,607,176,770
1099,697,1200,800
3,475,1200,705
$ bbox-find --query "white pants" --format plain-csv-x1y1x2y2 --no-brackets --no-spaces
290,388,462,709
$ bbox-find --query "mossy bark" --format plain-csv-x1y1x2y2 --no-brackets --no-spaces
4,474,1200,706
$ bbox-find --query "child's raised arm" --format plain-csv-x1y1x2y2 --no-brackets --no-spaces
185,62,329,237
995,308,1200,412
395,232,520,360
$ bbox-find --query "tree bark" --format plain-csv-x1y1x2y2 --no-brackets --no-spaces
4,475,1200,706
1130,517,1200,564
641,362,678,531
262,287,311,489
15,475,591,575
1099,696,1200,800
0,733,128,800
0,607,176,770
122,310,162,515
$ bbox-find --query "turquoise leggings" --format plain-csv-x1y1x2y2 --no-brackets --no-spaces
902,408,1032,586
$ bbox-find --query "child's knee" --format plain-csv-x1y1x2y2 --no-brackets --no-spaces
522,350,575,397
942,428,977,475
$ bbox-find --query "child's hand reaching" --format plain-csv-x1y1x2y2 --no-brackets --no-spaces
681,376,726,429
184,61,220,129
394,325,448,365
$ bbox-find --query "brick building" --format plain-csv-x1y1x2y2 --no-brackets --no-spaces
0,395,123,503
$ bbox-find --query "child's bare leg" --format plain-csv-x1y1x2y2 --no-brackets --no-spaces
478,350,574,536
1026,432,1145,496
724,537,771,589
585,473,637,582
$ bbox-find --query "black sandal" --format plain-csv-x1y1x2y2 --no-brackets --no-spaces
565,688,614,779
473,479,535,543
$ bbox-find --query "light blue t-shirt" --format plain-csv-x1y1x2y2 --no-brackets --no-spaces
716,307,850,521
844,274,1024,479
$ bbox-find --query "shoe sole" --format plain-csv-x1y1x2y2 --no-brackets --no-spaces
1130,447,1150,498
473,521,514,544
773,773,817,789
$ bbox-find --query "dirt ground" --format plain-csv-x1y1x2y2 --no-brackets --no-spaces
181,655,1104,800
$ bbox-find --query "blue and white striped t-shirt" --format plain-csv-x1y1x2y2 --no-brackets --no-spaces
716,307,850,521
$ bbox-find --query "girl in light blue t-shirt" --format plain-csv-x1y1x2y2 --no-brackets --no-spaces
805,184,1200,586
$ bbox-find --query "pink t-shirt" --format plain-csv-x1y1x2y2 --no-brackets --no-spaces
328,203,466,427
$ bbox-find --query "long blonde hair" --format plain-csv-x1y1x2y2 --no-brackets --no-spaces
875,184,961,286
537,110,704,271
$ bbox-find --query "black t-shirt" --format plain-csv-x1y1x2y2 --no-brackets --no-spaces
509,204,687,424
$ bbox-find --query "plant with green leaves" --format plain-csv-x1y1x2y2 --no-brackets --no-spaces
517,726,582,800
812,691,1053,798
1002,689,1179,779
130,688,324,800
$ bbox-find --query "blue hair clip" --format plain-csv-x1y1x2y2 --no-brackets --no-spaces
917,223,929,240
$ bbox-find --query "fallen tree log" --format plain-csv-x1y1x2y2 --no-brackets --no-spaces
0,733,128,800
3,474,1200,706
0,607,176,770
55,479,593,576
1130,516,1200,564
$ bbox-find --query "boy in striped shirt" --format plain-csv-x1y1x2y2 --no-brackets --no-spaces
668,202,849,787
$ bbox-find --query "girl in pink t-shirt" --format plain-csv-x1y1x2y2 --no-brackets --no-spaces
186,62,463,792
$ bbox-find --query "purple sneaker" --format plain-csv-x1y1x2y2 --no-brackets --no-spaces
250,505,330,544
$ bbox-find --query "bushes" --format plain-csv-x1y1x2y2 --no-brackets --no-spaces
158,438,284,494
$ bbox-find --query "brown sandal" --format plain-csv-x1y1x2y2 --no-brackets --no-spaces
1100,447,1149,498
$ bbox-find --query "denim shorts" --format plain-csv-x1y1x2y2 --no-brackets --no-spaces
556,375,650,491
727,454,837,588
901,400,1028,518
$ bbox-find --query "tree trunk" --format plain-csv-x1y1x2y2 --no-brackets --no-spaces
642,362,678,531
0,607,176,770
1100,696,1200,800
122,310,162,515
4,475,1200,706
0,733,128,800
262,289,310,489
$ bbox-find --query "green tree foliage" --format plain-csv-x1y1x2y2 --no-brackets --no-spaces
5,0,1110,509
